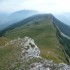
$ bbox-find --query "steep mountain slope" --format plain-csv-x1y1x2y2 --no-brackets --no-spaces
0,10,38,30
2,14,68,63
52,16,70,63
53,16,70,37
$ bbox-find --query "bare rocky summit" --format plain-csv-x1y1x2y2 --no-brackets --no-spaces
5,37,70,70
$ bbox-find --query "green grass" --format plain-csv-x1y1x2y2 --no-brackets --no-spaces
0,37,10,46
0,16,68,70
5,18,67,63
0,38,21,70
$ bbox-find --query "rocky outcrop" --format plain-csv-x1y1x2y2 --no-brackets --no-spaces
5,37,70,70
20,37,41,60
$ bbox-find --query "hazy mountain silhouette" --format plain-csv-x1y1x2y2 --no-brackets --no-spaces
0,10,38,30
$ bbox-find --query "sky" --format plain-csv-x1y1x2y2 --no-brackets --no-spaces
0,0,70,13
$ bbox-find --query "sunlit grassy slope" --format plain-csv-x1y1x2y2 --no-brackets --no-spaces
4,15,68,63
0,37,9,46
0,37,20,70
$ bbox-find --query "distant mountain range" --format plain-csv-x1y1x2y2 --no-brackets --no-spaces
0,10,70,30
0,10,38,30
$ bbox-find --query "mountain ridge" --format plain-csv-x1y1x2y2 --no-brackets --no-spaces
0,14,70,70
2,14,69,63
